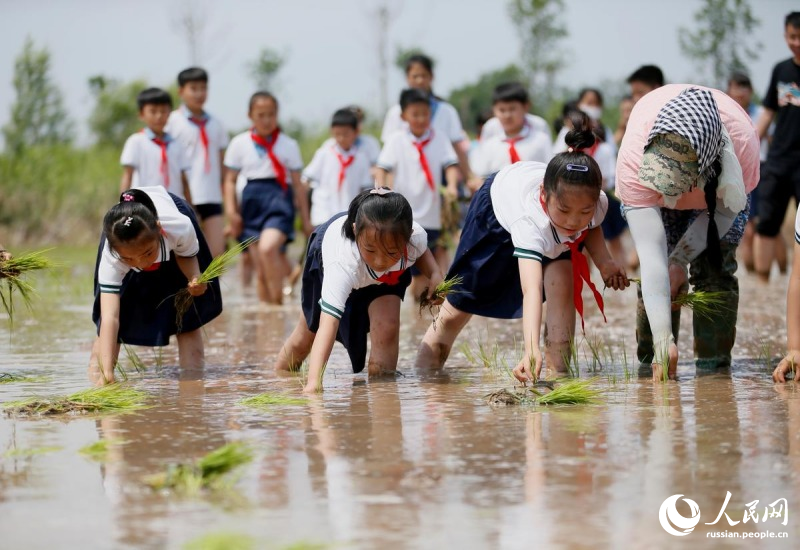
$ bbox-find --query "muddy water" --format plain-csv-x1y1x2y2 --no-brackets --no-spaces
1,251,799,549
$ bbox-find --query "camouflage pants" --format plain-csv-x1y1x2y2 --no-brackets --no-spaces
636,206,746,368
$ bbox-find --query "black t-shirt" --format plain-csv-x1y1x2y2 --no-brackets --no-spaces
763,57,800,164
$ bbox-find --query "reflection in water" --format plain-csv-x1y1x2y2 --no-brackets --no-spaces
0,260,798,548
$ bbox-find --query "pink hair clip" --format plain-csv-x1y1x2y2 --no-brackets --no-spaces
122,193,134,202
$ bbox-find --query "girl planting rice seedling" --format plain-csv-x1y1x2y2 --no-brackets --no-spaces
276,189,444,393
416,113,629,382
89,187,222,385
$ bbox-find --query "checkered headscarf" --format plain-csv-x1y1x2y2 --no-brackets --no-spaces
645,87,724,181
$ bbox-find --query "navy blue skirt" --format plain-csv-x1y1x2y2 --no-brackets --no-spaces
240,178,295,244
92,194,223,346
601,192,627,240
301,213,411,373
446,173,570,319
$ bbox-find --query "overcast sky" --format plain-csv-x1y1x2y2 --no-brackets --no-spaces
0,0,796,145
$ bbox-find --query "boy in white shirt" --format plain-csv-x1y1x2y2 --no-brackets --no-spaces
471,82,552,183
166,67,229,257
120,88,192,202
303,109,374,227
376,88,460,298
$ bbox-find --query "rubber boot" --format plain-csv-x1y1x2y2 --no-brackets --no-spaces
691,242,739,369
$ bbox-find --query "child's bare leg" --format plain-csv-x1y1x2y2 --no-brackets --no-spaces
240,248,254,288
177,329,204,370
740,221,756,272
542,260,575,377
776,233,788,273
202,215,226,258
754,234,776,281
366,295,401,376
416,299,473,369
88,337,120,385
409,275,428,303
276,318,315,371
256,228,288,304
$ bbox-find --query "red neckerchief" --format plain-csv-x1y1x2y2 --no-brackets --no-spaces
505,135,524,163
539,190,606,331
412,131,435,191
334,146,356,190
375,248,408,285
189,114,211,173
250,128,287,191
145,130,170,188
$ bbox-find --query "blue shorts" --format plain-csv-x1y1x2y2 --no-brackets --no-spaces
240,178,295,244
601,192,627,240
195,202,223,221
92,194,223,346
301,213,411,373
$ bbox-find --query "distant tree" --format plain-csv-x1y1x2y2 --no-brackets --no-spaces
448,64,526,134
678,0,761,88
507,0,568,114
87,76,150,148
2,38,73,153
247,48,286,91
394,46,434,73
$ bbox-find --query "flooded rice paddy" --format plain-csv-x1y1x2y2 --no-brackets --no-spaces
1,247,799,549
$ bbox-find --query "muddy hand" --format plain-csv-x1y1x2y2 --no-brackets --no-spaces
600,260,629,290
773,352,800,382
668,264,688,311
187,278,208,297
513,349,542,385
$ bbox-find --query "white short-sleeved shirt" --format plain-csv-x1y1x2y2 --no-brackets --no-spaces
381,99,465,143
591,141,617,190
481,113,550,142
303,143,374,226
120,129,192,198
490,162,608,261
794,207,800,245
166,107,229,205
318,216,428,319
97,186,200,294
322,134,381,167
471,124,553,177
377,128,458,229
223,130,303,181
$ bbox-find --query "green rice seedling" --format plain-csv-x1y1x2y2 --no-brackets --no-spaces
3,384,152,416
757,338,777,373
173,238,255,332
145,441,253,495
0,249,54,324
418,275,463,313
123,343,147,374
2,446,62,459
621,339,632,383
78,438,127,461
584,334,606,373
0,373,50,384
183,532,257,550
458,342,477,365
238,393,308,410
476,340,500,370
672,290,730,320
531,377,604,406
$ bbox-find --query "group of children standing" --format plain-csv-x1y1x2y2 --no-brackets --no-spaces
83,13,800,389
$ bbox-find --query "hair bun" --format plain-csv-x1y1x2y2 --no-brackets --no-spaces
564,128,596,151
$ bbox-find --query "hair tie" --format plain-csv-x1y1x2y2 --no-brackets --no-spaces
123,216,133,227
370,187,393,195
122,193,135,202
565,164,589,172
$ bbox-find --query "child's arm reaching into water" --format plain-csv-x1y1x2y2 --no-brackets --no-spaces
223,168,242,238
94,293,122,385
774,240,800,382
304,314,338,394
583,226,629,290
514,259,544,383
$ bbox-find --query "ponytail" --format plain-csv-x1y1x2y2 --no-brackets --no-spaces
704,159,723,271
103,189,160,248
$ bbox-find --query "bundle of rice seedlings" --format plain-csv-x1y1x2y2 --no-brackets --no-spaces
418,275,463,316
238,393,308,410
78,438,127,461
2,446,62,459
0,249,54,323
671,290,730,320
174,238,255,331
145,441,253,494
532,378,604,405
3,384,152,416
0,373,50,384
